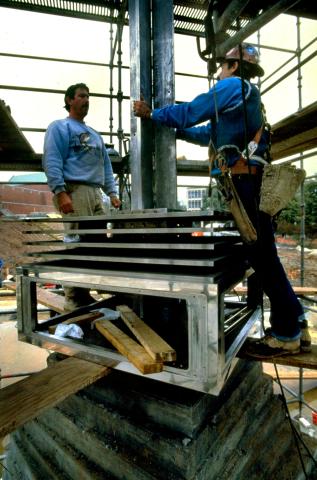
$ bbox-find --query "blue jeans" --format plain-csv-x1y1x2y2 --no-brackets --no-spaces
232,173,303,340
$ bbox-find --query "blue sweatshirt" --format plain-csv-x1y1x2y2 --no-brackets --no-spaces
43,117,117,195
151,76,269,172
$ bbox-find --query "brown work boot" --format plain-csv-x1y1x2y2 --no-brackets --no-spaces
265,325,311,354
243,334,300,359
300,326,312,353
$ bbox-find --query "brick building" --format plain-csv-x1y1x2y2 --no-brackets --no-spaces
0,173,54,215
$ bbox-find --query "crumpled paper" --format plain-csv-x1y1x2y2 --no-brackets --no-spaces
55,323,84,339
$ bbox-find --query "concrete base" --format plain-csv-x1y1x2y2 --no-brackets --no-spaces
3,358,317,479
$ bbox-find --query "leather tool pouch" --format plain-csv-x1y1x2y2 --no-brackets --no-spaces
260,164,306,217
218,173,257,244
209,141,257,244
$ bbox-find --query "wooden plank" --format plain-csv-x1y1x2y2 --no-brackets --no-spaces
0,357,110,438
5,282,65,313
117,305,176,362
271,101,317,160
232,285,317,296
263,364,317,379
35,287,65,313
95,320,163,375
239,344,317,370
48,311,104,334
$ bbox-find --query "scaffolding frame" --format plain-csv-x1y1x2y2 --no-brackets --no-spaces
0,1,316,260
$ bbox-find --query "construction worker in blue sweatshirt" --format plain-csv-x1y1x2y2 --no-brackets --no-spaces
43,82,121,311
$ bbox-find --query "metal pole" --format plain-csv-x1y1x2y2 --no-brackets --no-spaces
152,0,177,209
129,0,154,209
116,24,123,158
296,17,305,287
296,18,305,420
109,17,114,143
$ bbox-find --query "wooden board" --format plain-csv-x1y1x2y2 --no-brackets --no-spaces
95,320,163,375
263,364,317,379
48,311,104,333
35,287,65,313
5,282,65,313
232,285,317,297
239,344,317,370
0,357,110,438
117,305,176,362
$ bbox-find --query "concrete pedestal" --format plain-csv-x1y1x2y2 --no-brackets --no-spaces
3,358,317,479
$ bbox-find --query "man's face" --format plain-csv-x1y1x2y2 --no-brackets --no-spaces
217,61,238,80
68,88,89,119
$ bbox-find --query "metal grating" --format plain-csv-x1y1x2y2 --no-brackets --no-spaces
0,0,129,24
0,0,316,37
0,0,260,38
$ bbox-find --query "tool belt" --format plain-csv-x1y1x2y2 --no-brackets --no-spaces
207,125,267,244
230,157,259,176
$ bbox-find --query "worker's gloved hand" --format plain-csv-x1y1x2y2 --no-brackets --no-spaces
55,191,74,214
133,100,152,119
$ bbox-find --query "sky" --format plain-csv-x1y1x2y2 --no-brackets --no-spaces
0,6,316,193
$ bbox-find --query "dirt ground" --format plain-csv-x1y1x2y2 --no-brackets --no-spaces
275,235,317,288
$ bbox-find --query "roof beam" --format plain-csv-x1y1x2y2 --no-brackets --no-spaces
216,0,301,56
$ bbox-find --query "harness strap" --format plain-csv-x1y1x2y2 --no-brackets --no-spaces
208,125,264,176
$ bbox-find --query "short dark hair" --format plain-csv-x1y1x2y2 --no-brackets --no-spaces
226,59,258,80
64,83,89,111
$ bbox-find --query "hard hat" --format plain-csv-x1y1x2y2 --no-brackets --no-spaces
219,43,264,77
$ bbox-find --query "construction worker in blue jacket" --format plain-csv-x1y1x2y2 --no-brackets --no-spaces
133,43,310,359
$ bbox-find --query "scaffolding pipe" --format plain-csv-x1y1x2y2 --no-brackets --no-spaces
109,14,114,143
261,35,317,85
296,17,305,287
261,48,317,95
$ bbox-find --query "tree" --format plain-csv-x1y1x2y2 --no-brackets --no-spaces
278,197,300,224
276,178,317,236
304,179,317,227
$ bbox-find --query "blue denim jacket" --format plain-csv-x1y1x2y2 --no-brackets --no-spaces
151,76,269,174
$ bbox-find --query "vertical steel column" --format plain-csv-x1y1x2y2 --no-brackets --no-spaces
152,0,177,209
129,0,154,209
